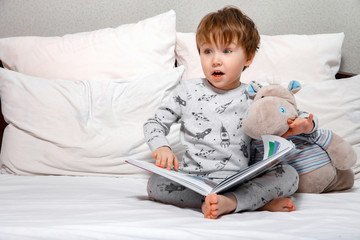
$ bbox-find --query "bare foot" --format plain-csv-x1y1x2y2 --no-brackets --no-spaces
201,193,237,219
258,197,296,212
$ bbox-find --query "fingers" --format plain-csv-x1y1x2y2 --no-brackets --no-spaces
153,148,178,171
155,153,168,168
284,113,314,137
153,152,163,168
173,157,179,171
281,131,290,138
164,156,179,171
166,157,175,170
307,113,314,132
281,118,295,138
287,118,294,125
307,113,313,123
155,153,166,168
287,118,296,129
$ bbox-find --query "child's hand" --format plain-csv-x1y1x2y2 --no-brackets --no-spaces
282,113,314,138
152,146,179,171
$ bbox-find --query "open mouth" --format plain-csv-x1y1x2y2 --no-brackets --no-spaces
212,71,224,77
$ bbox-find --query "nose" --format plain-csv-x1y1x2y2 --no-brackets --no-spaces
212,52,222,67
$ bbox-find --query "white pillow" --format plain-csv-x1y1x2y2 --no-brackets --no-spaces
295,75,360,175
0,67,184,177
175,32,344,83
175,32,205,81
0,10,176,81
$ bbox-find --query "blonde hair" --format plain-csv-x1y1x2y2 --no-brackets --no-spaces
196,6,260,60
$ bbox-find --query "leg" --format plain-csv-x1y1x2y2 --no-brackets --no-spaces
323,168,354,193
297,163,336,193
147,174,204,209
230,164,299,212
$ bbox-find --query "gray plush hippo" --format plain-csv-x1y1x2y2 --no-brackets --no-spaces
242,80,356,193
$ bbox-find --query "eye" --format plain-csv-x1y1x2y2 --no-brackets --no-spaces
224,49,231,54
204,49,212,54
261,96,265,98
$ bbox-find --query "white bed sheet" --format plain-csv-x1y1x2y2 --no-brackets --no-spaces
0,174,359,240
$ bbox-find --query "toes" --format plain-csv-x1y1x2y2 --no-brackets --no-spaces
210,210,218,218
210,203,218,211
202,194,220,219
209,193,218,204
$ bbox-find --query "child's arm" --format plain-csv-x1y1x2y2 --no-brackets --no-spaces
152,146,179,171
144,84,184,170
282,113,315,138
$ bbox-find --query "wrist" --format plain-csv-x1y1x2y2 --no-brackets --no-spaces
307,120,315,133
158,146,171,150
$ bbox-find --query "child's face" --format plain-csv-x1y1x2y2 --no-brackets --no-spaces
199,41,253,90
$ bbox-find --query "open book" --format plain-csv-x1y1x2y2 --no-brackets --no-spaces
126,135,295,196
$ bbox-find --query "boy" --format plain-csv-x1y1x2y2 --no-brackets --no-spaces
144,6,315,219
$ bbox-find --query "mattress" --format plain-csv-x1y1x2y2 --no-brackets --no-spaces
0,174,359,240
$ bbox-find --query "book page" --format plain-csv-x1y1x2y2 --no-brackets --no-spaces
125,159,216,195
212,135,295,193
262,135,294,159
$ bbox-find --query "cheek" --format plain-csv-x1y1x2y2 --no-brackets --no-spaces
229,63,245,77
200,59,212,77
200,56,209,68
226,57,245,72
200,62,209,75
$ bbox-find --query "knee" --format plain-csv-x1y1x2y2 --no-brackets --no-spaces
282,164,299,183
147,174,161,199
281,164,299,192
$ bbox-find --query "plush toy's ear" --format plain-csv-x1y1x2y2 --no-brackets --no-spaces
288,80,301,94
247,81,260,98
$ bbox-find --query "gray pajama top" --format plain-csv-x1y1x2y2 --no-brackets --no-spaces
144,78,252,181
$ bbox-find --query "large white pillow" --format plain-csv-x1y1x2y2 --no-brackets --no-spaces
175,32,344,83
0,67,185,177
295,75,360,175
0,10,176,81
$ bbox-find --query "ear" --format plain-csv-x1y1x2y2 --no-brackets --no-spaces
288,80,301,94
245,53,255,67
247,81,260,98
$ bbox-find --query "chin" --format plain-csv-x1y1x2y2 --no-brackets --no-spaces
209,81,223,88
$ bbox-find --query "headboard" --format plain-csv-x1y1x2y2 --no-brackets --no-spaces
1,0,359,74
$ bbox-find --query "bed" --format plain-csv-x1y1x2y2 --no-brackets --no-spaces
0,1,359,239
